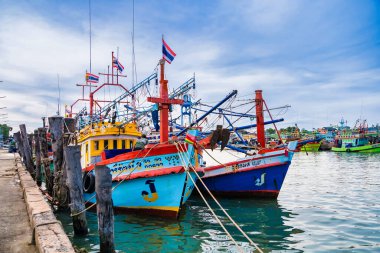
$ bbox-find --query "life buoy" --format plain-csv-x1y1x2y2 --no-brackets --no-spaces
83,172,95,193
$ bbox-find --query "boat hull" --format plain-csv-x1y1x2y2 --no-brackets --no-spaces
300,143,321,152
84,170,197,218
199,162,290,198
331,143,380,153
199,146,296,198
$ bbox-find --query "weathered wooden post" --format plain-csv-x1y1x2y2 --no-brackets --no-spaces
34,129,42,186
64,118,76,146
64,145,88,235
48,116,68,207
61,117,76,199
39,127,53,195
19,124,35,176
95,165,115,253
28,133,34,154
13,131,25,161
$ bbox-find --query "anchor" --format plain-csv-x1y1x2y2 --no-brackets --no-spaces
210,125,230,151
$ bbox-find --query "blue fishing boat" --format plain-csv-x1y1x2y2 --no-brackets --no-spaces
198,90,298,198
81,59,200,218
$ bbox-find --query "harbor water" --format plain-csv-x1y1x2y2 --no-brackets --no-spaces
57,152,380,252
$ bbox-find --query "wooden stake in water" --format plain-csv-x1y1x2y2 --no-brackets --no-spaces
38,127,53,195
19,124,35,177
64,145,88,235
34,129,42,186
13,131,25,162
95,164,115,253
48,116,67,207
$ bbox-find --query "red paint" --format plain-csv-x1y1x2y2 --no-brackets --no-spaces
203,152,286,172
82,143,189,171
197,189,280,198
202,161,288,178
255,90,265,148
147,60,183,143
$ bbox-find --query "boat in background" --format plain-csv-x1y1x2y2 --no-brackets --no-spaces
332,120,380,153
300,141,321,152
197,90,298,198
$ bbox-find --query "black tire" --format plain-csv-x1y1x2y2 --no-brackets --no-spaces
347,149,351,152
83,172,95,193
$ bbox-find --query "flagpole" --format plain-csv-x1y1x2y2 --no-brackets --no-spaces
112,51,114,84
89,0,92,94
116,47,119,84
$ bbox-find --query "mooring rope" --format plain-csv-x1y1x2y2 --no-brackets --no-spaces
174,142,264,253
173,143,244,253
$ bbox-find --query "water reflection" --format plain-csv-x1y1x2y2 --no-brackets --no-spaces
57,195,302,252
186,196,303,252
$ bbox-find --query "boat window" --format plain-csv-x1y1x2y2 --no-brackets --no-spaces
94,141,99,150
122,140,126,149
113,140,118,149
104,140,109,150
130,140,133,149
86,143,88,153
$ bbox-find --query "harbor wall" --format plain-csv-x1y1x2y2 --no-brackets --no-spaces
15,154,75,253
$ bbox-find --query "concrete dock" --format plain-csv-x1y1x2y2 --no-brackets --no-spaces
0,149,75,253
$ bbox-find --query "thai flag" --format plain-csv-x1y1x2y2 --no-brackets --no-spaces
86,72,99,83
162,39,176,64
113,57,124,73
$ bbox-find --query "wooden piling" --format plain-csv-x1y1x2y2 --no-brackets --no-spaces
61,117,76,199
64,145,88,235
38,127,53,195
34,129,42,186
48,116,68,207
95,165,115,253
13,131,25,161
19,124,35,176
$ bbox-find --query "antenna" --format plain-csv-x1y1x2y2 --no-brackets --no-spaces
89,0,92,73
57,74,61,116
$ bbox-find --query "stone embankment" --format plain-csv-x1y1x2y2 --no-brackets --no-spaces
0,150,75,253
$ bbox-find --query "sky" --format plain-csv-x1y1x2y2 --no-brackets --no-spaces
0,0,379,133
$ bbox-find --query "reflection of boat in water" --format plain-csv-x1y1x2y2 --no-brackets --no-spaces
186,196,303,251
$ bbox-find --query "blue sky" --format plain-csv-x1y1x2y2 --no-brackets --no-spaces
0,0,379,132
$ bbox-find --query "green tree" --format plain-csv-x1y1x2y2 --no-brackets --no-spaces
0,124,11,141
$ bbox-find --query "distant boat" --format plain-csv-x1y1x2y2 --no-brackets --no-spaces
300,141,321,152
332,121,380,153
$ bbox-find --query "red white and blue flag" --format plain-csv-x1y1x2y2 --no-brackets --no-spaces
85,72,99,83
112,57,124,73
162,39,176,64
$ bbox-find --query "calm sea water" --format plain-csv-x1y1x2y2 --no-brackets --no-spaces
57,152,380,252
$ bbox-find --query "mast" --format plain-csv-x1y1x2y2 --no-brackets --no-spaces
147,59,183,143
255,90,265,147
